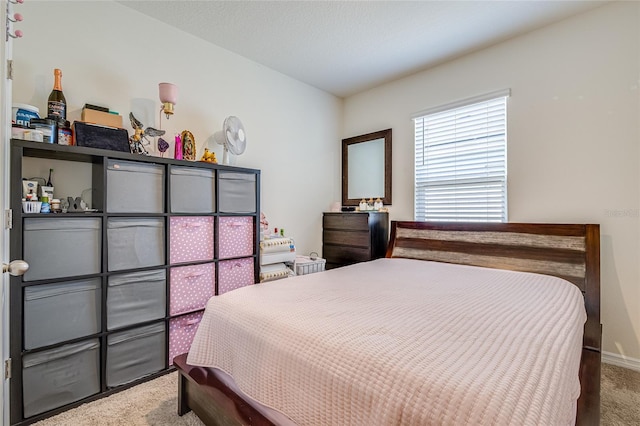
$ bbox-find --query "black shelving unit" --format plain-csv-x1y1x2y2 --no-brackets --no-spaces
9,139,260,425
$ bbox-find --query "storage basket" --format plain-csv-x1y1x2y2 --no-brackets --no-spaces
294,255,326,276
22,201,42,213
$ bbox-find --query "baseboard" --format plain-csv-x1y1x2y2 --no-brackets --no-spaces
602,351,640,372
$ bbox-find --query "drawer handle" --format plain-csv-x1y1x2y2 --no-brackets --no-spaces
185,319,201,326
184,272,205,279
227,221,247,227
182,222,203,229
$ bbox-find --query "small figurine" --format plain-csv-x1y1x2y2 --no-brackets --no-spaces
157,137,169,157
260,212,269,233
128,112,166,155
181,130,196,161
199,148,217,163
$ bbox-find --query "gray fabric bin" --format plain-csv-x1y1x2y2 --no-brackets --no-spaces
218,172,256,213
106,322,166,387
107,159,164,213
23,218,101,282
24,279,101,350
170,166,215,213
107,218,165,271
23,339,100,418
107,270,166,330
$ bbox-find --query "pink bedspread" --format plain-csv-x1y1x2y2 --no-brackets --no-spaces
188,258,586,425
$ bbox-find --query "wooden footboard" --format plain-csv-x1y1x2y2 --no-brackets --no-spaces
174,353,275,426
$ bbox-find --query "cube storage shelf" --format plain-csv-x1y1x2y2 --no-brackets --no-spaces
9,139,261,425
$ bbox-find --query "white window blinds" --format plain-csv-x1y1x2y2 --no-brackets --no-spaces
414,93,508,222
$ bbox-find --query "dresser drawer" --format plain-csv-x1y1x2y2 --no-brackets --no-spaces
323,230,370,248
323,213,369,231
323,244,370,263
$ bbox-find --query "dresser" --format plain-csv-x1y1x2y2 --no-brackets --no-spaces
322,212,389,270
9,139,260,425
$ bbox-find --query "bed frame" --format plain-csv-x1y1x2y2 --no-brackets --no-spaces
174,221,601,425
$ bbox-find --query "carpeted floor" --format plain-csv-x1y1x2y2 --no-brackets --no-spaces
33,362,640,425
601,363,640,425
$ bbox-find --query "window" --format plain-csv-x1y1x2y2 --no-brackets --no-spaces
413,90,509,222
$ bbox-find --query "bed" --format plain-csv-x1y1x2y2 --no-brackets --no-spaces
174,221,601,425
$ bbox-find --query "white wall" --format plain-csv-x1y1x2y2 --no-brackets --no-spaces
344,2,640,360
12,1,640,361
13,0,343,255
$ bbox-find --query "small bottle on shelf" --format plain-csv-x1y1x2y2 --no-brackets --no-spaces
47,69,67,120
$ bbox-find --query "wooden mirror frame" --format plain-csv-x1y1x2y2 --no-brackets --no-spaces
342,128,392,206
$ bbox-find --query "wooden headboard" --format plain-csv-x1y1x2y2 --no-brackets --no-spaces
386,221,601,424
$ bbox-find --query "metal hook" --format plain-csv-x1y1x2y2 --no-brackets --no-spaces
7,29,23,39
8,12,22,22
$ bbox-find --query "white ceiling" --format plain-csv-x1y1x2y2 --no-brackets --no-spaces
118,0,609,98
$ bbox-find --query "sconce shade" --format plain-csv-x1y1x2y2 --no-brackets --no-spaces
159,82,178,116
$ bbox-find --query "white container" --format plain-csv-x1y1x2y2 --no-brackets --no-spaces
12,103,40,127
23,129,44,142
22,201,42,214
294,255,326,275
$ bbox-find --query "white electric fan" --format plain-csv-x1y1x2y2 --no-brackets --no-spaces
214,116,247,165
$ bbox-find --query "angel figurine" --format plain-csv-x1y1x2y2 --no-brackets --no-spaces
129,112,166,155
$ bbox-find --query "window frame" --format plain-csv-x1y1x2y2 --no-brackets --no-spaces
412,89,510,223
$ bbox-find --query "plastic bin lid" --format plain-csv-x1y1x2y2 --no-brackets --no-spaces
12,103,39,113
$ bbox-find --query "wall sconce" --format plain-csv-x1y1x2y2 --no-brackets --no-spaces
159,82,178,119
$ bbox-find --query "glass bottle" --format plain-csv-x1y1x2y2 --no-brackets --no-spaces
47,69,67,120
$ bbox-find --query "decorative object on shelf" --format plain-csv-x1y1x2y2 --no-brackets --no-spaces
259,212,269,233
374,197,383,210
157,137,169,157
174,134,183,160
66,196,86,212
199,148,217,163
214,116,247,165
159,82,178,119
47,69,66,120
181,130,196,161
359,199,367,211
128,112,165,155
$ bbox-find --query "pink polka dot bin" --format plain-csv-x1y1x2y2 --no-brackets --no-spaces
170,216,214,264
168,310,203,365
218,258,254,295
218,216,254,259
169,263,215,316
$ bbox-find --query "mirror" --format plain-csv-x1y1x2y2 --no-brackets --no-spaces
342,128,392,206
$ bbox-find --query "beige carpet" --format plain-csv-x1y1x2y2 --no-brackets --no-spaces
33,362,640,425
601,363,640,425
32,372,204,426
